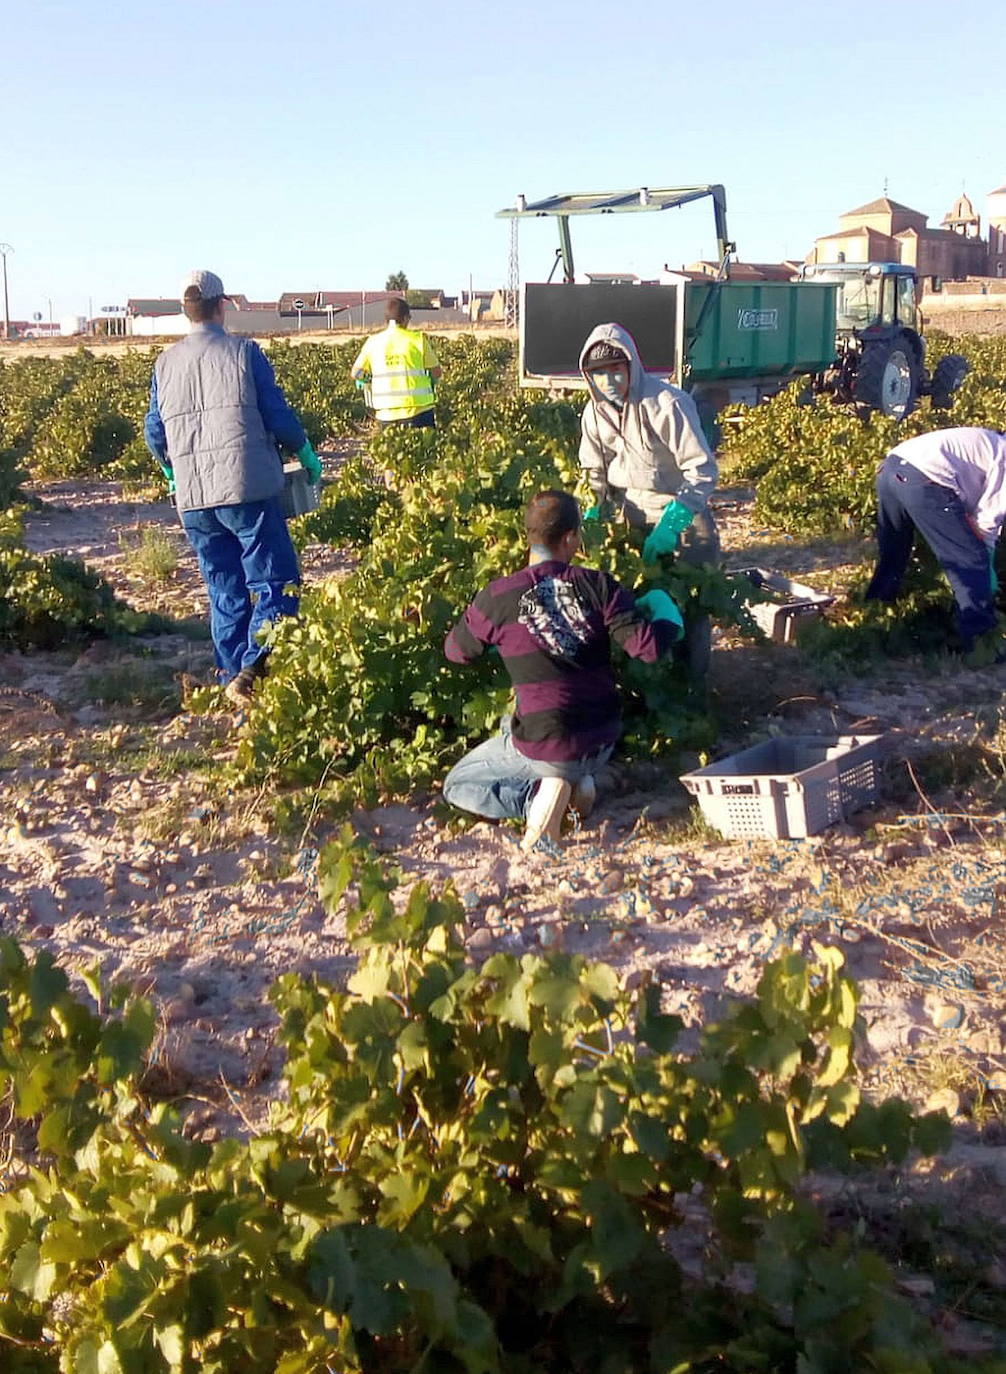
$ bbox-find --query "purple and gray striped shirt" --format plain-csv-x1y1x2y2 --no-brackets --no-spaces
445,559,675,762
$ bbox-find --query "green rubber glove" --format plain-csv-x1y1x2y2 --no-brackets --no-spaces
354,377,368,391
583,504,603,523
297,441,322,484
636,589,684,638
158,461,176,498
990,547,999,596
642,499,695,562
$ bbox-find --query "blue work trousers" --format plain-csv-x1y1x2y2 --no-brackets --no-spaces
181,498,300,680
865,455,995,646
443,716,612,821
378,408,436,430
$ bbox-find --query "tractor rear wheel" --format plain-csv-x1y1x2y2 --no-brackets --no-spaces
853,338,919,418
930,353,969,409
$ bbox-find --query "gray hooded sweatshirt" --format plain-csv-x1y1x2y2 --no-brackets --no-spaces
578,322,718,528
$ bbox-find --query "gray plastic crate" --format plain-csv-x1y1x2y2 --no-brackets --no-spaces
679,733,884,839
738,567,834,644
281,462,320,520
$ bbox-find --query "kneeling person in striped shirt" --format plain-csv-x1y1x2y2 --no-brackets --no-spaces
443,490,683,850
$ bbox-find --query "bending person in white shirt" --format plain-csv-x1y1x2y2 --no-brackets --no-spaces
865,427,1006,652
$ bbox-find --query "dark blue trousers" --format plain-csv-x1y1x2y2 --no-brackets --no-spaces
181,497,300,680
865,455,995,646
378,408,436,429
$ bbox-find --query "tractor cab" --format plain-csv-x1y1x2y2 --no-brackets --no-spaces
800,262,918,338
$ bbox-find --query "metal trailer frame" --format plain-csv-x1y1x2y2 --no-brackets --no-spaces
496,185,734,284
497,186,735,392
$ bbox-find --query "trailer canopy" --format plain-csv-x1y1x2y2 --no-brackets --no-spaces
496,185,732,281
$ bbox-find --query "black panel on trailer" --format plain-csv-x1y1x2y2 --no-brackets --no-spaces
522,283,678,379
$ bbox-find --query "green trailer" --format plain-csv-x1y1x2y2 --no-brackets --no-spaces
497,185,965,420
498,186,839,415
514,274,838,424
683,276,838,427
684,280,837,381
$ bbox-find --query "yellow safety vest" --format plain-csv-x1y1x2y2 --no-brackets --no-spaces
363,324,436,421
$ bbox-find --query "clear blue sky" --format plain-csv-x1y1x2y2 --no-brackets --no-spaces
5,0,1004,320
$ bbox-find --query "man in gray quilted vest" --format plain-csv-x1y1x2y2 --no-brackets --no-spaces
144,270,322,706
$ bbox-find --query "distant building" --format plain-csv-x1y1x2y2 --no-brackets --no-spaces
7,320,60,339
405,288,451,309
127,297,186,319
91,306,128,337
277,290,399,329
683,260,800,282
16,320,61,339
578,271,641,286
458,288,506,322
119,283,507,337
807,193,992,289
127,294,292,337
988,183,1006,278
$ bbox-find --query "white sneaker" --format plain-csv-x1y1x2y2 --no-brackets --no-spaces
522,778,572,851
570,774,596,820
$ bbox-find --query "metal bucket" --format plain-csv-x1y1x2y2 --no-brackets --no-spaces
281,462,321,519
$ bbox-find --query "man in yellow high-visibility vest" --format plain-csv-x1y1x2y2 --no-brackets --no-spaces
351,297,442,428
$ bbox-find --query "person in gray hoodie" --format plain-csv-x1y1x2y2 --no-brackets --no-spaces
578,322,720,565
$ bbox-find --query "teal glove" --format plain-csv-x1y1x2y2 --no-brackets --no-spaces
636,589,684,638
990,547,1000,596
158,462,176,498
354,377,368,391
297,441,322,484
583,504,603,523
642,499,695,562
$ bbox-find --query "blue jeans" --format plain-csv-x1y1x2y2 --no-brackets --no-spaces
443,716,613,821
865,455,995,646
181,498,300,680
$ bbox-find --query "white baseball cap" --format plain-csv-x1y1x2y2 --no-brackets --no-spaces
181,269,228,302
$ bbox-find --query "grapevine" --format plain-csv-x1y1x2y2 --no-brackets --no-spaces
0,831,967,1374
721,336,1006,536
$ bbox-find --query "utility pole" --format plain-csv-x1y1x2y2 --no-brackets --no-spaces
0,244,12,340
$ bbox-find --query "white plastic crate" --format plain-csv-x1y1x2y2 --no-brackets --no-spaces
679,734,884,839
738,567,834,644
281,462,320,520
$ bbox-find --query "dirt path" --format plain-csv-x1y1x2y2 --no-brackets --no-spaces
21,444,356,616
